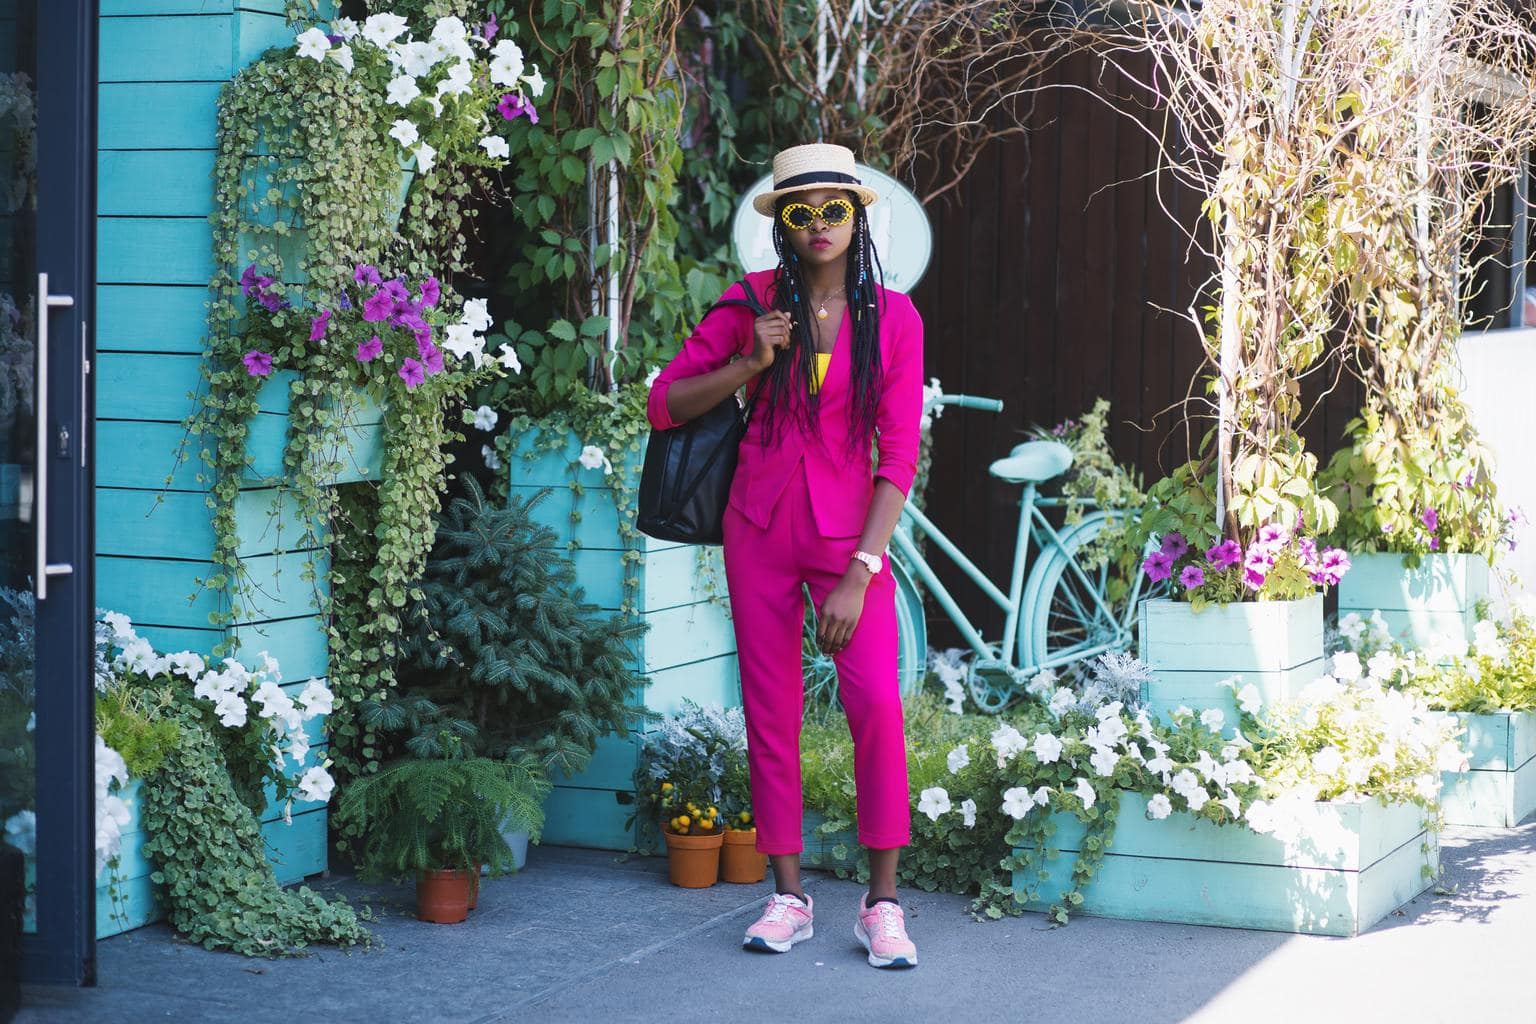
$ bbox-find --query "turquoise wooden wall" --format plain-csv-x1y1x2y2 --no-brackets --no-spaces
96,2,328,893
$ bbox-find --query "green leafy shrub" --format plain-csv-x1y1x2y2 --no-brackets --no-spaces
336,751,550,880
391,475,653,778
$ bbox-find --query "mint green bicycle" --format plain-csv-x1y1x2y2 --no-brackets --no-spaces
804,392,1158,713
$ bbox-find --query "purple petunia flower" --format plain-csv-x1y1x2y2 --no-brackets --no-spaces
383,279,411,303
1244,543,1277,572
1244,566,1267,590
399,357,426,389
243,350,273,377
337,292,352,310
1429,536,1441,550
356,335,383,362
1142,550,1174,583
257,289,288,312
418,276,441,308
1160,532,1189,559
481,13,499,40
310,309,331,342
1206,539,1242,569
1257,523,1288,546
363,288,396,322
1316,547,1351,586
354,264,382,286
1422,507,1439,532
419,341,445,376
239,263,260,297
1179,564,1205,590
498,93,538,124
1296,537,1321,573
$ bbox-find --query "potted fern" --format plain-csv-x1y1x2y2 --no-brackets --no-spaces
336,748,550,924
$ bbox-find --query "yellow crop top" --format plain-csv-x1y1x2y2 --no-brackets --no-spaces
810,352,832,394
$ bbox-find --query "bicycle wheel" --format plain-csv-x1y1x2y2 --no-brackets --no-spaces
1019,511,1142,677
802,560,927,709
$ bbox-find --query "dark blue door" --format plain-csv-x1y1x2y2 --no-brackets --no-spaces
0,0,97,988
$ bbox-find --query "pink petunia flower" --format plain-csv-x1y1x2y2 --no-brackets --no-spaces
243,350,273,377
1160,532,1189,558
310,309,331,342
1179,564,1205,590
399,357,426,389
356,335,383,362
1142,550,1174,583
1206,539,1242,569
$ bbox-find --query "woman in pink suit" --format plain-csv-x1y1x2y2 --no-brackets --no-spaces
646,143,924,969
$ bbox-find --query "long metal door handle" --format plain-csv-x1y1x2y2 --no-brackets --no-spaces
36,272,76,600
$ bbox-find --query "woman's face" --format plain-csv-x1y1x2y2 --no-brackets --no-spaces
780,187,857,271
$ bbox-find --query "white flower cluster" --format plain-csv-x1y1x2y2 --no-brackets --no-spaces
99,612,338,811
928,647,968,714
94,735,132,877
294,13,545,174
442,297,516,372
579,443,614,476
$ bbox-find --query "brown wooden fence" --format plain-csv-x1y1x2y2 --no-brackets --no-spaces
905,46,1365,643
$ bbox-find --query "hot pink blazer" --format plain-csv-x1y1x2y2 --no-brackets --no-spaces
646,268,925,538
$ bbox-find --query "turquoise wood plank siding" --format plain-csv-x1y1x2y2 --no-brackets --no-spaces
508,429,744,850
96,3,333,912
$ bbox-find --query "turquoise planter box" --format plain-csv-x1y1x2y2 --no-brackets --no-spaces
801,809,860,871
507,427,742,851
1138,596,1325,723
1337,552,1490,654
1013,793,1436,936
1439,711,1536,827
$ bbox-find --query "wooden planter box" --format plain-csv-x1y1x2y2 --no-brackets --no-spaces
505,427,742,851
93,697,331,939
1439,711,1536,828
1138,596,1325,723
1337,552,1490,655
1014,793,1436,936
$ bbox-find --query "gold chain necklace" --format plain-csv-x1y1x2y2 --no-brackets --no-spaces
811,285,846,321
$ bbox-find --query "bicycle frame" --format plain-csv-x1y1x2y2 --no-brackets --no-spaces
890,400,1142,677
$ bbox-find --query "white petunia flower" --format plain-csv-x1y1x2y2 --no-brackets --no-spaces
103,610,135,640
1219,791,1242,817
1235,682,1262,716
1047,687,1075,718
644,366,662,388
462,298,494,332
990,723,1029,765
579,444,613,475
946,744,970,774
490,38,526,86
522,63,546,97
496,343,522,373
1000,786,1035,820
472,405,499,431
479,134,510,160
362,13,410,48
1146,793,1173,820
1030,732,1064,765
959,798,977,829
415,141,438,175
390,39,435,77
386,75,421,107
482,444,503,472
1072,777,1097,810
1473,620,1507,663
1366,650,1399,681
1338,612,1365,642
1331,651,1362,682
443,322,486,365
431,16,469,42
297,679,334,718
1025,668,1058,700
1310,746,1345,776
917,786,951,822
214,689,248,728
389,119,420,147
286,730,311,769
436,60,474,99
296,765,336,804
329,44,354,73
1200,708,1225,733
295,27,331,62
1089,745,1118,778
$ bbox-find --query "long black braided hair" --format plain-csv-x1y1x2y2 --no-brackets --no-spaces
752,190,888,463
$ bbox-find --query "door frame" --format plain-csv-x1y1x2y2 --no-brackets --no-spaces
22,0,97,986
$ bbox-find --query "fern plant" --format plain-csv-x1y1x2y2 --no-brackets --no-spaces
336,751,551,881
388,475,655,776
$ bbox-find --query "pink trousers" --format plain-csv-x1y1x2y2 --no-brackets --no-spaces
722,461,911,855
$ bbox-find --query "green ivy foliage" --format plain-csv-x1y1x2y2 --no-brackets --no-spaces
139,708,370,956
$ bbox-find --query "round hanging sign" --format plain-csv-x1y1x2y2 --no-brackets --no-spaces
731,163,932,293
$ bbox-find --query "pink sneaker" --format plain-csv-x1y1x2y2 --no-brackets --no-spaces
854,893,917,968
742,892,814,953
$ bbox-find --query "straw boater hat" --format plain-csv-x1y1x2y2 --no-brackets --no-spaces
752,142,881,216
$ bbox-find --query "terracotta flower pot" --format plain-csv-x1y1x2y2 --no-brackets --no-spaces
720,828,768,884
662,825,723,888
416,868,475,924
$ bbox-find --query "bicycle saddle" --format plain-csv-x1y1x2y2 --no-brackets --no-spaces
988,440,1073,484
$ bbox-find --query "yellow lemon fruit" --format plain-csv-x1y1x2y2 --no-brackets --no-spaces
661,782,673,792
678,814,690,827
738,811,751,822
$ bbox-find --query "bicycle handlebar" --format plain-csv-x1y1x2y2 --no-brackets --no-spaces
928,393,1005,413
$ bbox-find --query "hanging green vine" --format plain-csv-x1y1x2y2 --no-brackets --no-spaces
167,15,546,839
